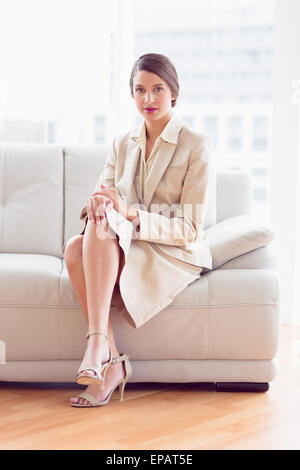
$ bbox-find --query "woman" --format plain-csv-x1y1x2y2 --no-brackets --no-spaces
64,53,214,408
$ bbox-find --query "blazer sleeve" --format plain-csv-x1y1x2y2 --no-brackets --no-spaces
135,136,215,247
79,138,117,234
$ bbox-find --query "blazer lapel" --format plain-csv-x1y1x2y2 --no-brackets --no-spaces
118,113,183,208
117,138,141,206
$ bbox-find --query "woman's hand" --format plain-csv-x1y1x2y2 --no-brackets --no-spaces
92,184,132,220
86,190,114,225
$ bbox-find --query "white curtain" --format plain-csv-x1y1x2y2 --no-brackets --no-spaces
271,0,300,324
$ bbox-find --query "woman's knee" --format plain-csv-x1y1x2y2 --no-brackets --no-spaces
63,235,83,265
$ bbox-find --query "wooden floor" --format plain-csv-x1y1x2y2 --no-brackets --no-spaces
0,325,300,450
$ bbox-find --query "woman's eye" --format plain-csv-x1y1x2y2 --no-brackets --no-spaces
135,87,163,93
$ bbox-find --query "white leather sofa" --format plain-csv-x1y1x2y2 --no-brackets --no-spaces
0,143,279,392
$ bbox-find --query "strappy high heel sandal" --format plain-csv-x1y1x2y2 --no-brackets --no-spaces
71,353,132,408
76,331,113,390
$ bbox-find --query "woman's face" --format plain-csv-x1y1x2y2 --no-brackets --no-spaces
132,70,175,122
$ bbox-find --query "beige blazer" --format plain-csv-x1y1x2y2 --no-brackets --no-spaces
80,112,214,270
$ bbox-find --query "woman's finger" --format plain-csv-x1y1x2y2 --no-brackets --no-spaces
105,200,114,216
96,196,109,225
87,194,111,224
100,197,113,224
87,199,94,223
91,197,98,224
93,198,101,225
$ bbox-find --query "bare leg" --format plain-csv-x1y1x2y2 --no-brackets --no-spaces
64,220,125,405
82,219,120,332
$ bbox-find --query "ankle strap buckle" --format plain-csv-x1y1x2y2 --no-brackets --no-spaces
86,331,108,340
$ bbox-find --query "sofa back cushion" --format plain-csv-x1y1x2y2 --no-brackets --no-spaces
216,170,251,222
64,145,107,246
0,144,63,257
0,143,252,258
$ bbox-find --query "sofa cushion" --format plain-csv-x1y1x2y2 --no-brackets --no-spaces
0,253,62,305
205,214,275,270
216,244,277,270
0,267,279,361
216,171,251,222
0,144,63,257
63,145,107,248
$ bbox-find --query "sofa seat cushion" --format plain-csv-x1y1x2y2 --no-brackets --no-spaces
111,268,279,361
0,253,62,305
60,262,277,308
1,266,279,362
164,267,278,307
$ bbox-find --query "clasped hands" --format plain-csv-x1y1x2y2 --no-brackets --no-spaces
86,184,138,225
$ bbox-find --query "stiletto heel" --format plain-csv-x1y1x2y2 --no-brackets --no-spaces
76,331,113,389
119,382,125,402
71,353,132,408
118,354,132,402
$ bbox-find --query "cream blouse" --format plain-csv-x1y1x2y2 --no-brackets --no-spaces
134,120,165,203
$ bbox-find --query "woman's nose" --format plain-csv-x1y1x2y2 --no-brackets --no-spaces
144,91,155,103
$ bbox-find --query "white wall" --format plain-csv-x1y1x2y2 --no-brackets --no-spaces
270,0,300,323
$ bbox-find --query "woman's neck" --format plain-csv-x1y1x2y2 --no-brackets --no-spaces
145,112,172,141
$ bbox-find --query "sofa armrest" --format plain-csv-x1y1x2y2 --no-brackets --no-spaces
205,215,275,270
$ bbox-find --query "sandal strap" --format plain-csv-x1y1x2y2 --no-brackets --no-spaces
112,353,128,364
76,351,113,378
86,331,108,340
76,366,100,379
76,392,101,406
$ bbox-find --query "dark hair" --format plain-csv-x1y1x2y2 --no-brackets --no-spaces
129,53,179,107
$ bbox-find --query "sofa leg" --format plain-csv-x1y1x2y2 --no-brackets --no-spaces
215,382,269,393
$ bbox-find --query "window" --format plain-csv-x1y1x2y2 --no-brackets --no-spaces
252,167,268,177
94,116,107,145
182,116,195,129
203,116,218,145
0,0,274,223
227,117,243,150
254,187,267,201
0,0,115,145
253,116,268,150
